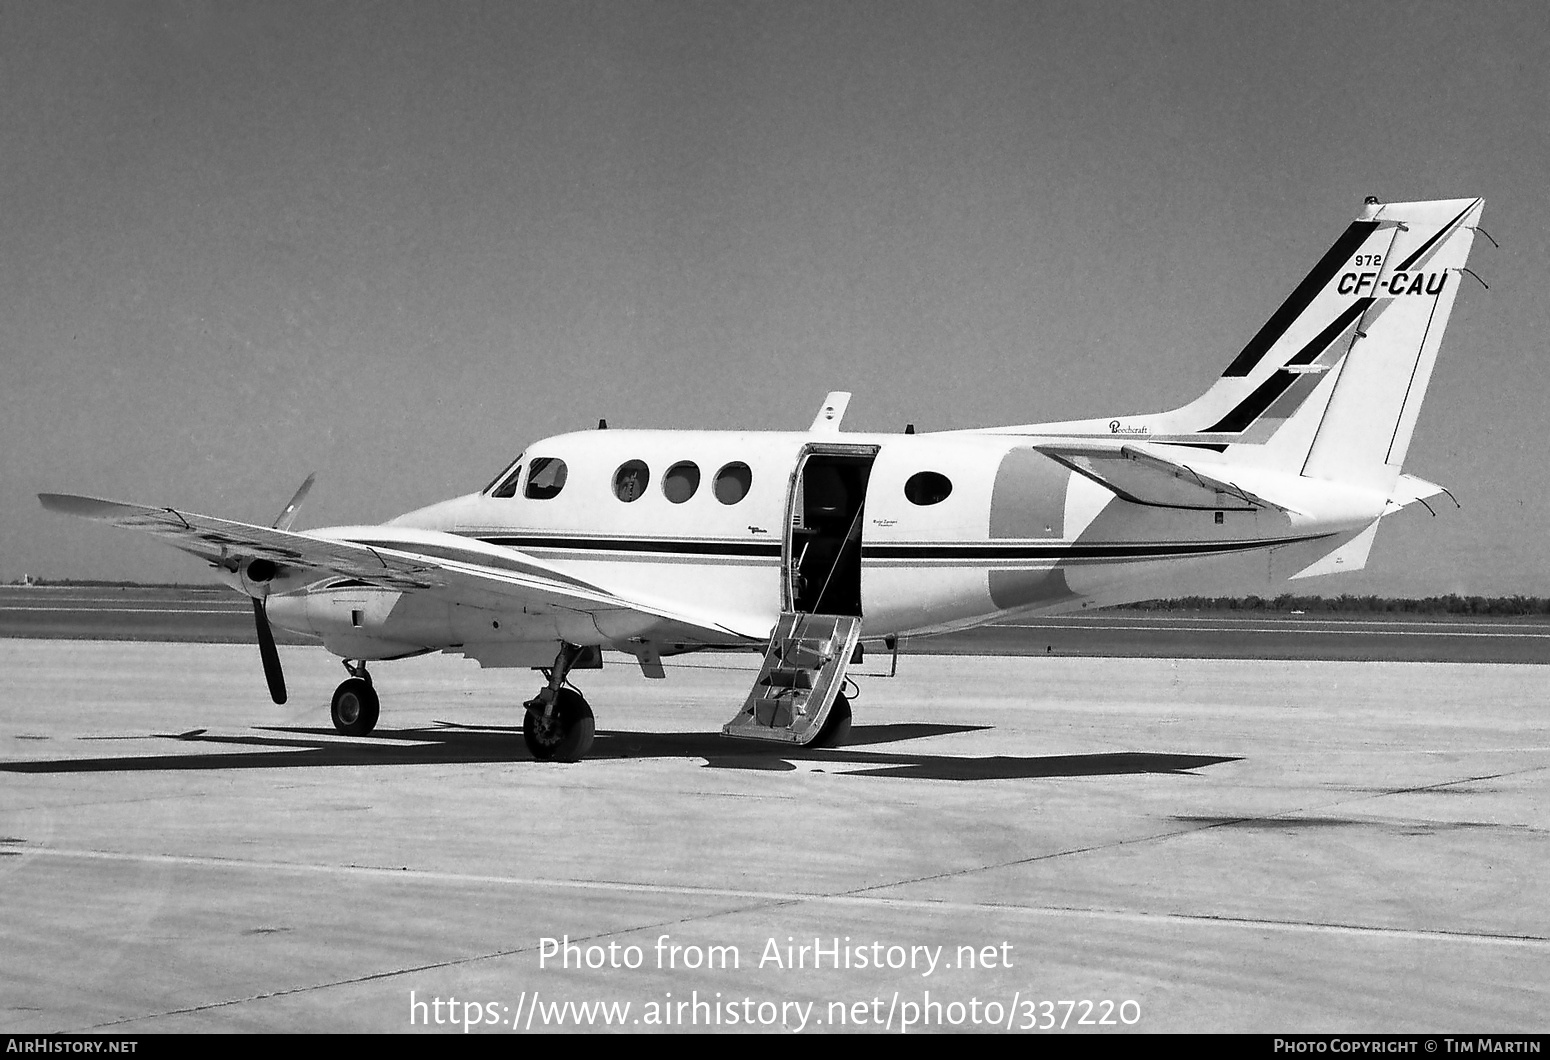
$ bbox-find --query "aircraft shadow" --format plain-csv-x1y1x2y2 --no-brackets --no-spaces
0,722,1240,783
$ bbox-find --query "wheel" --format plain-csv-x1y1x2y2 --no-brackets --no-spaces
812,692,852,748
524,687,595,762
331,678,380,736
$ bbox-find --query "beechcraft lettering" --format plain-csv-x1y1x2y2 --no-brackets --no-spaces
1338,270,1449,296
42,196,1487,762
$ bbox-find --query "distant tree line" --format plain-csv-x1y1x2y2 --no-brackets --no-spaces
1129,594,1550,615
13,578,209,589
13,579,1549,615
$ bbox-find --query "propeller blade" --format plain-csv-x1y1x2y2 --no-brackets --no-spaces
252,598,287,704
271,473,316,531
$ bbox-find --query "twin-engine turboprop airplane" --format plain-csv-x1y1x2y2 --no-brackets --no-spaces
43,196,1485,761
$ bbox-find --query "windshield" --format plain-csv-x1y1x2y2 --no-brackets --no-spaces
481,453,524,495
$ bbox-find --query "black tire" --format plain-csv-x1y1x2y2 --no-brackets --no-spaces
812,692,852,748
523,687,595,762
331,678,380,736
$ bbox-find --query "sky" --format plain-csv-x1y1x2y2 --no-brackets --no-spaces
3,0,1548,595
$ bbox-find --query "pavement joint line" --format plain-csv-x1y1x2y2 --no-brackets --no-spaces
22,845,1549,950
1272,763,1549,821
998,622,1550,638
996,619,1550,631
86,899,806,1030
0,607,248,614
826,763,1550,920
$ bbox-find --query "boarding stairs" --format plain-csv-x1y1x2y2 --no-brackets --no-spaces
722,611,862,744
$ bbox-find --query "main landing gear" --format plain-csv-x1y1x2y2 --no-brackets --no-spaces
331,660,379,736
523,644,595,762
814,692,852,748
321,648,598,760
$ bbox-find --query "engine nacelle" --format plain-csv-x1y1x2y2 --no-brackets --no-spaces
216,558,314,600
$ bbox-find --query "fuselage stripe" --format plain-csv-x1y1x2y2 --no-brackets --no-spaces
863,535,1324,560
479,535,781,557
465,534,1327,562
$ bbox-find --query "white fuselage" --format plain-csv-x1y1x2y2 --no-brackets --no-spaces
262,427,1378,663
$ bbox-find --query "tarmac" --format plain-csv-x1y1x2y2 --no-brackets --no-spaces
7,585,1550,662
1,640,1546,1033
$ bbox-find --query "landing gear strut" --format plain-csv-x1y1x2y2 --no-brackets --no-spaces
524,644,595,762
331,660,379,736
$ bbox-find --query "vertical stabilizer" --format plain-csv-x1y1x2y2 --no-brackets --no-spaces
978,197,1484,469
1297,198,1482,492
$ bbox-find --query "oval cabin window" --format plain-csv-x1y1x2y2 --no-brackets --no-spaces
662,461,700,503
904,471,952,506
713,462,752,505
613,460,650,502
524,457,568,500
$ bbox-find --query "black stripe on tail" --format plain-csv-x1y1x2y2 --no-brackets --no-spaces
1220,221,1378,379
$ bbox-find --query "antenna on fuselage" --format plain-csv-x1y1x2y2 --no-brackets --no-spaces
809,392,851,433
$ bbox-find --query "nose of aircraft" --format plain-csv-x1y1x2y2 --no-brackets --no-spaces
386,493,481,531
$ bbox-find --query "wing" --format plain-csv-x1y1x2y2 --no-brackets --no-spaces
1031,441,1302,514
39,493,767,642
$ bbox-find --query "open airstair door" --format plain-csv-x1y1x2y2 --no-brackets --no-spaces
723,445,876,745
722,612,864,744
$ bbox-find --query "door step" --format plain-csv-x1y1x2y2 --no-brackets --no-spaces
723,612,861,744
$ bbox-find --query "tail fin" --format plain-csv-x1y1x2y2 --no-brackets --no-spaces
980,197,1484,481
1176,197,1484,489
1295,198,1483,491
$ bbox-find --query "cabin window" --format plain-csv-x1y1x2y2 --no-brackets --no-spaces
490,463,524,499
524,457,568,500
904,471,953,506
713,462,752,505
613,460,650,502
663,461,700,503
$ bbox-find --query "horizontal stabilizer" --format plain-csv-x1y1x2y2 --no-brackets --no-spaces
1386,474,1451,514
1032,442,1301,514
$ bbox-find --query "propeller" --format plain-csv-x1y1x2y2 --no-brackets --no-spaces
253,597,287,704
247,473,316,705
271,472,316,532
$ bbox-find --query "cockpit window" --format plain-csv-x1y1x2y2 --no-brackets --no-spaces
713,462,752,504
613,460,650,502
524,457,568,500
482,453,524,495
490,463,524,499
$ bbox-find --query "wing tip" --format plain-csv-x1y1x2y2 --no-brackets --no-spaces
38,492,140,519
40,491,94,513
